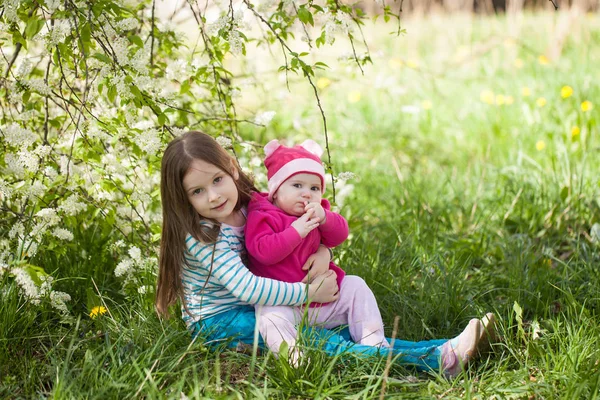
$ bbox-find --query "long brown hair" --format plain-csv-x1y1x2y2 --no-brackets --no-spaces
155,131,257,317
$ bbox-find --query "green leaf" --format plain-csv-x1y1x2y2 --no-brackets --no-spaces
25,18,45,40
297,7,314,26
92,53,112,64
130,35,144,48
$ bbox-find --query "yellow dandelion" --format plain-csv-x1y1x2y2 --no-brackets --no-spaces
90,305,107,319
581,100,594,112
522,87,531,97
536,140,546,151
406,59,418,69
513,58,524,69
388,58,403,69
480,90,494,105
348,91,361,103
560,86,573,99
538,55,549,65
505,96,515,105
536,97,547,107
421,100,432,110
495,94,505,106
316,77,331,89
571,126,580,139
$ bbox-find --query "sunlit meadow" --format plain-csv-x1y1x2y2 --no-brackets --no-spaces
2,7,600,399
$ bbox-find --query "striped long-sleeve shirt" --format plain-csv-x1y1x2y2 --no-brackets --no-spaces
181,222,309,330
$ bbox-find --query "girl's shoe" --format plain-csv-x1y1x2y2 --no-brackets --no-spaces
441,318,481,378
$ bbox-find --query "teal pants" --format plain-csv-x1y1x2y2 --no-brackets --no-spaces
192,306,447,372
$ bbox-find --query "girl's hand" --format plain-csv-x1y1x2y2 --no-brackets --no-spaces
291,208,320,238
304,202,326,225
301,244,331,283
307,270,339,303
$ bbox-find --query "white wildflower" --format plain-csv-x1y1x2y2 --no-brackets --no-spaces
112,37,130,65
53,228,74,241
46,0,62,13
0,180,13,200
26,181,47,197
37,208,61,226
18,149,40,172
337,171,358,181
12,268,40,302
9,223,25,240
135,129,161,155
117,18,138,31
171,127,186,137
58,195,87,216
15,110,37,122
27,79,52,96
44,166,58,180
3,0,19,23
45,20,71,47
254,111,276,126
138,285,147,294
216,136,233,148
228,30,243,55
3,123,38,148
16,59,33,78
50,290,71,314
20,239,39,258
5,153,25,178
166,59,189,81
128,246,141,260
115,258,134,278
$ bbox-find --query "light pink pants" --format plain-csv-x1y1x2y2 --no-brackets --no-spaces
255,275,390,355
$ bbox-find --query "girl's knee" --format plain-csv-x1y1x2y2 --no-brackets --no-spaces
342,275,369,292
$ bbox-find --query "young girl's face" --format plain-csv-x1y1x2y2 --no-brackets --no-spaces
183,158,240,225
273,173,322,216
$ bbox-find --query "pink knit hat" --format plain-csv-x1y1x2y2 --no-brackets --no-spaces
264,139,325,201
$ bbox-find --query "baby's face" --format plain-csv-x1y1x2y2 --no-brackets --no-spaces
273,173,322,216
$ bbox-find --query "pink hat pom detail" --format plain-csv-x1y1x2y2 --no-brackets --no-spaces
264,139,281,157
300,139,323,157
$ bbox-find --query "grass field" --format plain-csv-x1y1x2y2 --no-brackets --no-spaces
2,10,600,399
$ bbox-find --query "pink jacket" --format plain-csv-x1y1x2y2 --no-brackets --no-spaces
245,192,348,305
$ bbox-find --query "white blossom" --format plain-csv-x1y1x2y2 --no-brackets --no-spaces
216,136,233,148
44,166,59,180
59,195,87,216
5,153,25,178
60,156,73,176
45,20,71,47
115,258,134,278
254,111,276,126
138,285,147,294
26,181,47,197
337,171,358,181
128,246,141,260
50,290,71,314
3,0,20,23
9,223,25,240
2,123,38,148
135,129,161,155
27,79,52,96
53,228,74,241
166,59,190,81
18,149,40,172
12,268,40,302
0,180,13,200
117,18,139,31
36,208,60,225
46,0,62,13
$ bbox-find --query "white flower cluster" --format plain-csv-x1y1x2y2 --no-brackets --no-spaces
3,123,37,148
135,129,162,156
216,136,233,148
322,9,353,45
3,0,20,23
52,228,74,241
115,246,158,292
207,10,246,55
12,268,40,302
116,18,139,31
58,195,87,216
16,59,33,78
336,171,358,181
45,20,71,48
45,0,62,13
254,111,276,126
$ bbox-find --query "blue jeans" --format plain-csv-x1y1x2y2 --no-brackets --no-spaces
191,306,447,372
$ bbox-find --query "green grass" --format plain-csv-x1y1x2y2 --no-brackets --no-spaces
2,12,600,399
